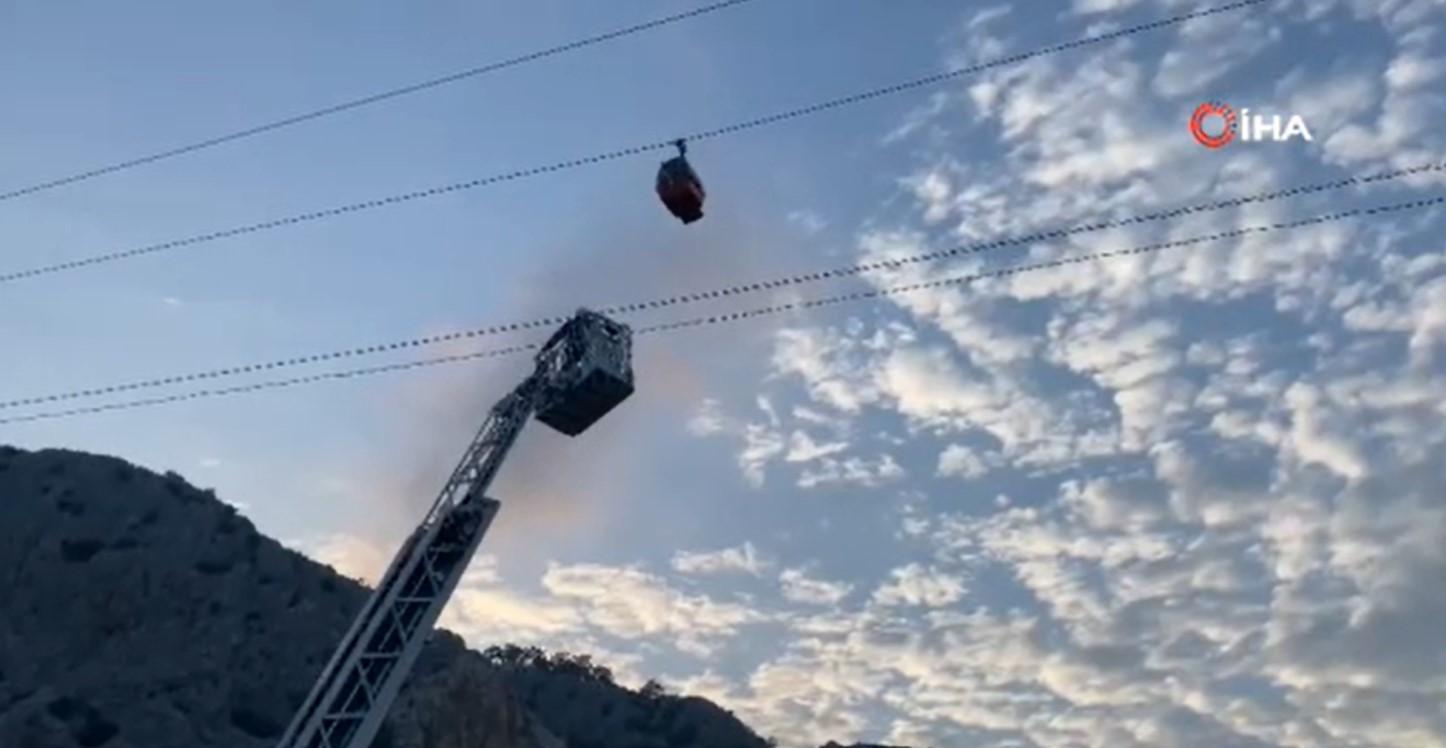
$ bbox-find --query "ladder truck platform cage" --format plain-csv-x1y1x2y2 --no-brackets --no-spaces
276,309,635,748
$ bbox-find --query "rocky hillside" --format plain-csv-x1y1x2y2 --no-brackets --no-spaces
481,646,767,748
0,446,773,748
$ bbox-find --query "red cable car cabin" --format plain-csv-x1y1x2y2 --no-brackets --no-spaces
656,141,705,224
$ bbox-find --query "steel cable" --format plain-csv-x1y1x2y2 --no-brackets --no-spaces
0,0,766,204
3,191,1436,425
0,160,1435,412
0,0,1271,285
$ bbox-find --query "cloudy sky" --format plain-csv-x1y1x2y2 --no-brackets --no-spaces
3,0,1445,746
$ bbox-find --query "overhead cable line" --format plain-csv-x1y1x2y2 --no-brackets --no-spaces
3,192,1437,426
0,343,541,426
0,0,765,204
0,160,1435,413
1,161,1436,412
0,0,1271,286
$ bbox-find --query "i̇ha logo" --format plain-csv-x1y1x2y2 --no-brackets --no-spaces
1190,101,1313,149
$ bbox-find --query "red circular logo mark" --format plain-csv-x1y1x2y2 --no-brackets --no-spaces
1190,102,1236,149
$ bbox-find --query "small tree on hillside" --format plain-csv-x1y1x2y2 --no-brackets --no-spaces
639,678,668,703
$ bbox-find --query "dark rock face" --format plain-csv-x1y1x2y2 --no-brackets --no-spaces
0,446,555,748
0,446,775,748
496,665,770,748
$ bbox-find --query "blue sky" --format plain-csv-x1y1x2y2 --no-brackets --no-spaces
3,1,1446,746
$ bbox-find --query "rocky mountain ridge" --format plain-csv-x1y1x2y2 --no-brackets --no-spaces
0,445,783,748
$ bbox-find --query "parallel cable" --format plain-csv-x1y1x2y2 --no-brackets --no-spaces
0,343,540,426
0,0,1271,286
680,0,1274,144
0,160,1435,413
634,195,1443,332
3,192,1437,425
0,0,764,204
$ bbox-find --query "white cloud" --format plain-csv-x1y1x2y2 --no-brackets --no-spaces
935,444,992,479
1062,473,1170,530
770,326,883,413
444,574,583,640
1319,30,1446,174
1152,10,1278,98
878,346,995,421
739,421,786,487
295,532,392,585
542,563,767,657
1281,382,1369,481
464,4,1446,745
686,3,1446,743
686,397,728,436
871,563,967,608
672,541,771,577
1385,49,1446,90
784,430,849,463
787,209,828,235
779,567,854,606
868,344,1117,467
908,168,954,224
1073,0,1143,12
797,453,905,490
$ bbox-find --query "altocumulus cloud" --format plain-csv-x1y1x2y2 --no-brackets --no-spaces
305,3,1446,745
675,1,1446,746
